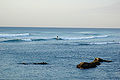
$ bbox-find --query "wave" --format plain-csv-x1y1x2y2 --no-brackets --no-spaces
1,39,44,42
93,35,108,38
74,32,93,34
1,38,120,46
0,35,108,43
90,42,120,45
2,39,32,42
78,41,120,45
74,32,99,35
1,38,63,42
0,33,30,37
63,35,108,40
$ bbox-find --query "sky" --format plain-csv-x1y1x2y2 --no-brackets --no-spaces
0,0,120,28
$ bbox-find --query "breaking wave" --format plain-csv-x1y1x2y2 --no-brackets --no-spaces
2,39,32,42
0,35,109,43
1,39,45,42
1,38,120,45
0,33,30,37
1,38,63,42
63,35,108,40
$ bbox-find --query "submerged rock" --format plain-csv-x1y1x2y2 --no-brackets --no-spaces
18,62,48,65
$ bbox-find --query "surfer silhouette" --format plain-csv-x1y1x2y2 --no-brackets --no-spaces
56,36,59,40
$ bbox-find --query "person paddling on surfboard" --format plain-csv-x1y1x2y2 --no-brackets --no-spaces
56,36,59,40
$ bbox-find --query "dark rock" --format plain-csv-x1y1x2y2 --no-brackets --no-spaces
77,62,97,69
18,63,29,65
18,62,48,65
33,62,48,65
94,58,112,62
90,61,101,65
77,58,112,69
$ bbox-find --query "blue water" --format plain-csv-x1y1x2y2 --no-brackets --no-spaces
0,27,120,80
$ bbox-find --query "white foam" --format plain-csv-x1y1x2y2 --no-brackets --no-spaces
0,33,30,37
21,39,32,41
62,35,108,40
90,41,120,45
93,35,108,38
90,42,108,45
74,32,93,34
62,37,92,40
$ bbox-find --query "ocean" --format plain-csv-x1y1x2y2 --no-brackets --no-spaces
0,27,120,80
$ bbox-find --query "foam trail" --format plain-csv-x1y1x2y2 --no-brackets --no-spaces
89,42,120,45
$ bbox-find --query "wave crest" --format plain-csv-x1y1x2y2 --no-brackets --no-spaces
63,35,108,40
1,38,59,42
0,33,30,37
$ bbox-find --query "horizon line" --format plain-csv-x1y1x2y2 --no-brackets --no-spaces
0,25,120,28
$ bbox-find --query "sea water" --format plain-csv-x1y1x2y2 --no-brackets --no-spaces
0,27,120,80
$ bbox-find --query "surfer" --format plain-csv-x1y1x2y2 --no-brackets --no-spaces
56,36,59,40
